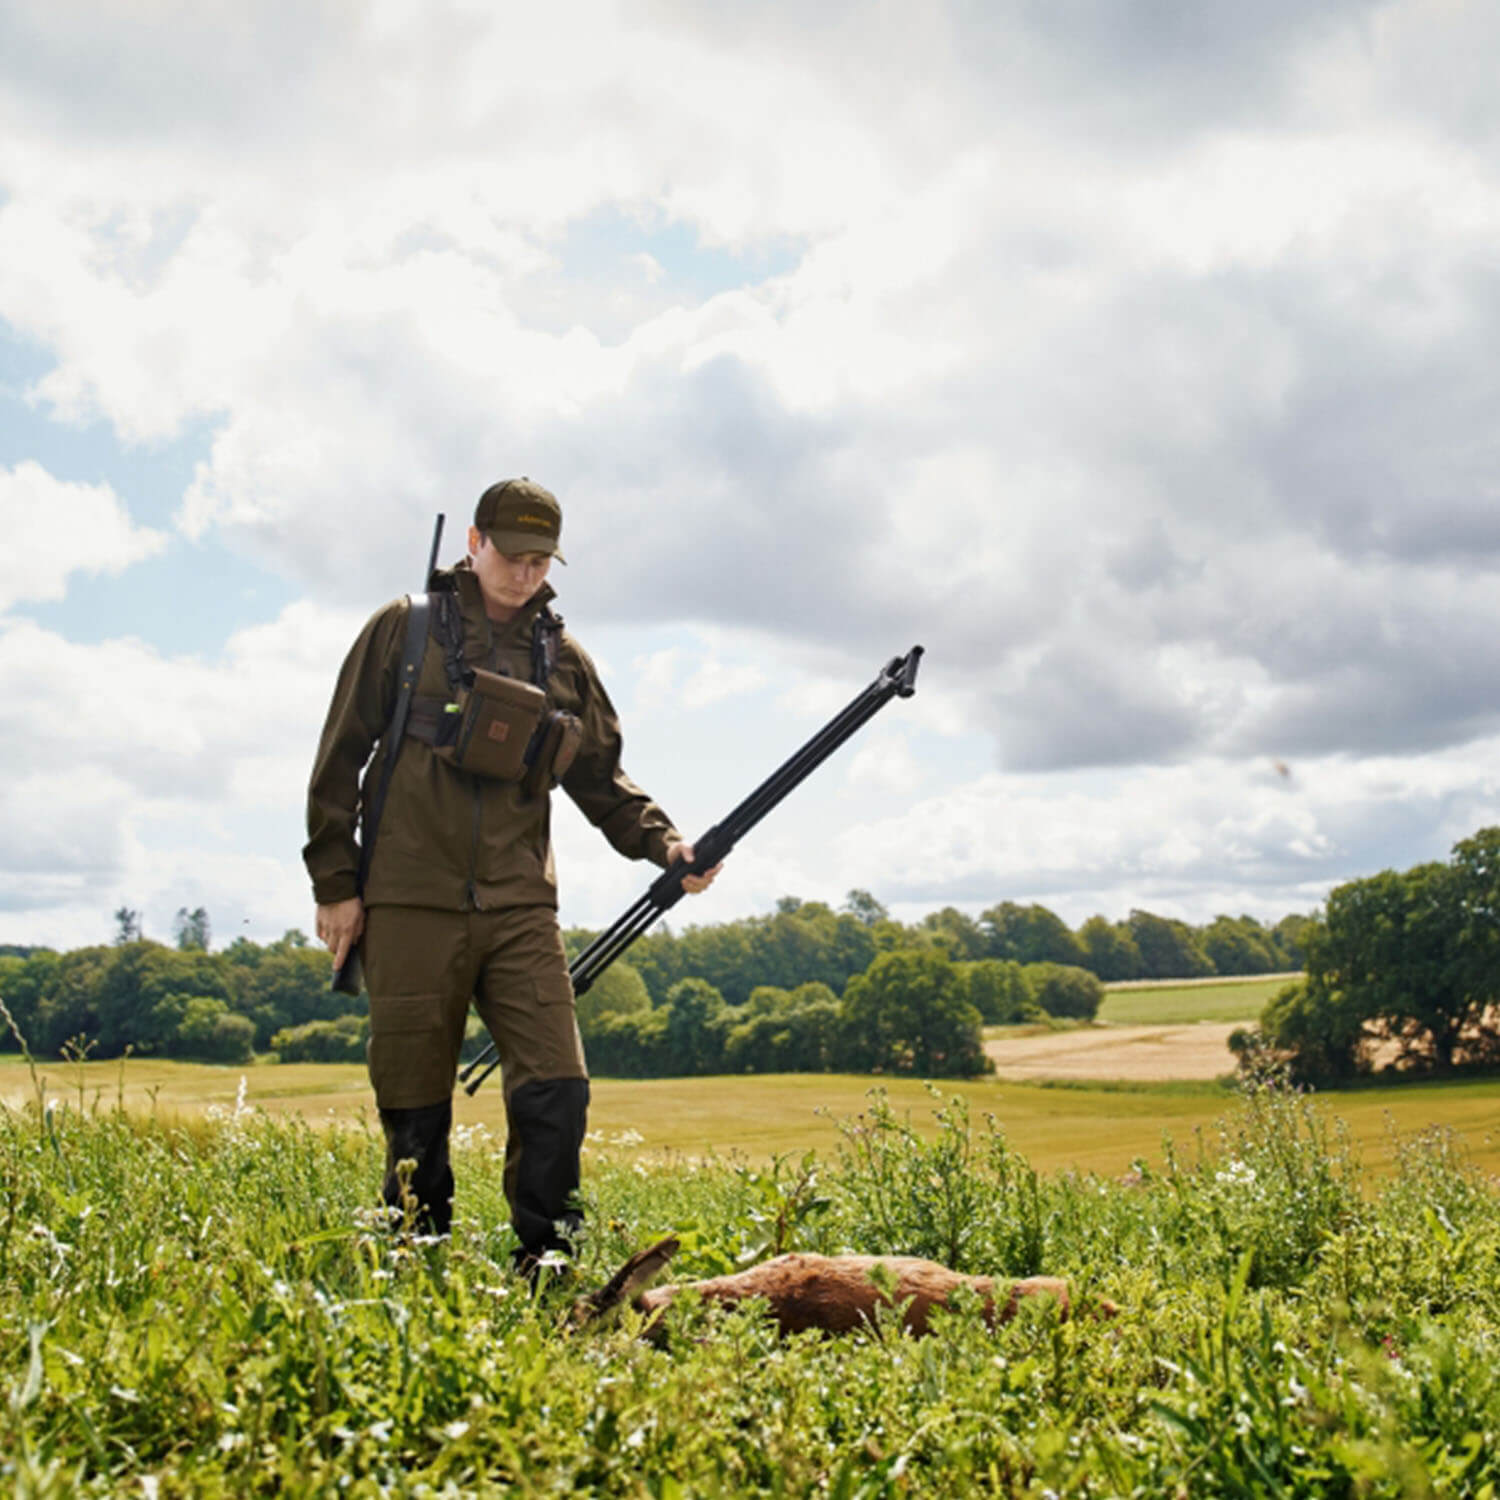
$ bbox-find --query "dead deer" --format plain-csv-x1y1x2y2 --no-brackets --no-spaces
575,1236,1081,1338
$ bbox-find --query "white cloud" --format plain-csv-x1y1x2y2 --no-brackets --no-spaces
630,647,684,713
844,733,922,795
0,601,361,942
680,657,766,709
0,461,166,610
832,743,1500,924
2,0,1499,945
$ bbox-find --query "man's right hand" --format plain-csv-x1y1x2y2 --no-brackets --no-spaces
316,897,366,972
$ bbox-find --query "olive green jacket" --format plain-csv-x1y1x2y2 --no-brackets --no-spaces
304,563,680,910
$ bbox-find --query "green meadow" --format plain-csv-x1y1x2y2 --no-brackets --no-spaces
8,1072,1500,1494
1096,973,1295,1026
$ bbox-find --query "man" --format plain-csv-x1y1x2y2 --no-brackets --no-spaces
304,477,718,1267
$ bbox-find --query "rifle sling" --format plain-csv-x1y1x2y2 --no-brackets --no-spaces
357,593,431,893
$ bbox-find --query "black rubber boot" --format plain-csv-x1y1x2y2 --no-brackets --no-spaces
379,1099,455,1236
505,1076,589,1271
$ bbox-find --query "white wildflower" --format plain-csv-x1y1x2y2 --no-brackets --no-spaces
1215,1159,1256,1186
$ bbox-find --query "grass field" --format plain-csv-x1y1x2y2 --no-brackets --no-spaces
1096,973,1295,1025
9,1072,1500,1493
7,1053,1500,1181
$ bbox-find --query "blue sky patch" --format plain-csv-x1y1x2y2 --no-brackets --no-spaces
2,319,294,654
557,206,802,302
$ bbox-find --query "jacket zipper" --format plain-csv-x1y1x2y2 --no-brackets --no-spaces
464,600,543,911
466,777,484,910
464,608,495,911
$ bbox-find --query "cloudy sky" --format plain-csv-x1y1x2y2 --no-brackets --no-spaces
2,0,1498,952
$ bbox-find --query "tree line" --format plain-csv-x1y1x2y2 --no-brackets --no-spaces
0,890,1309,1078
0,931,353,1066
0,918,1095,1080
593,891,1308,1007
570,947,1112,1078
1241,827,1500,1083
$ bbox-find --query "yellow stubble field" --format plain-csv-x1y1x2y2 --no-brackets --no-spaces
6,1054,1500,1181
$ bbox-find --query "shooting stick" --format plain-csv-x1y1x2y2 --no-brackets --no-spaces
459,644,924,1095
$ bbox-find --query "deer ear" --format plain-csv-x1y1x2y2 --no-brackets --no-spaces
573,1236,681,1326
612,1236,680,1301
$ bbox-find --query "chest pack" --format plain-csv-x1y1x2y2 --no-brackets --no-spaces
403,588,583,795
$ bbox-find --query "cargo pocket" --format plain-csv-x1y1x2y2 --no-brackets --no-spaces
510,973,587,1091
367,993,455,1109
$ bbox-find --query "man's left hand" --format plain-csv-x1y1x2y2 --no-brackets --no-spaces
668,841,723,894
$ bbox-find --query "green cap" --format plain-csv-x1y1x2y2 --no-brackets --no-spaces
475,477,566,562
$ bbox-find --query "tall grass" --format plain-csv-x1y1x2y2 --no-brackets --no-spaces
4,1073,1500,1495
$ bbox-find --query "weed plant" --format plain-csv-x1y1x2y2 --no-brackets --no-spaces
4,1068,1500,1495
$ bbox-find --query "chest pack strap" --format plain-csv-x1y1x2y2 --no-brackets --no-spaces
533,605,563,685
432,588,564,693
356,593,431,894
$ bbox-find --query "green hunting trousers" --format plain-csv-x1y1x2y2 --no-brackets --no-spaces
361,903,589,1254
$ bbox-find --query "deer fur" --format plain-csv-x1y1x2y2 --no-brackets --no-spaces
575,1236,1076,1337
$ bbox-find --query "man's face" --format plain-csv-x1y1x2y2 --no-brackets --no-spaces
470,529,552,612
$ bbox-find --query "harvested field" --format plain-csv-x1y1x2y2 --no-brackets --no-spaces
986,1021,1241,1081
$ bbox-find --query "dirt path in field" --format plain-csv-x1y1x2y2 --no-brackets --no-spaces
985,1022,1241,1081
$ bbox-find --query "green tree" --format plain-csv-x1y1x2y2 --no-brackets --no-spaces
672,921,757,1005
0,948,57,1050
1313,862,1477,1070
838,948,989,1077
915,908,988,961
625,927,689,1006
722,982,841,1072
0,955,23,1026
172,996,255,1063
586,1007,669,1077
841,889,888,927
747,901,875,998
1256,974,1370,1082
272,1014,368,1062
33,946,115,1055
662,978,728,1075
1023,962,1105,1020
1128,910,1215,979
1450,826,1500,1024
869,917,914,954
575,961,651,1036
956,959,1034,1024
1270,913,1315,970
1256,834,1500,1080
1076,915,1143,981
113,906,142,944
234,945,350,1048
102,943,236,1057
981,902,1083,966
1202,915,1280,976
174,907,212,952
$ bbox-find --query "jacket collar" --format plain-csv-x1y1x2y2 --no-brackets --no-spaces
446,561,556,645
